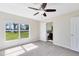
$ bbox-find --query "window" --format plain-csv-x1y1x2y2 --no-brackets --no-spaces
6,23,19,40
5,23,29,41
20,24,29,38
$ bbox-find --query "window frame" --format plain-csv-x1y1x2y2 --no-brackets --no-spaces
19,24,30,39
5,23,30,42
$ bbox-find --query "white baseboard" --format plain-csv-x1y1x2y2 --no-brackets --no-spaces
53,42,71,50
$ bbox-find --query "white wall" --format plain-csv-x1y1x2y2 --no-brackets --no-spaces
46,22,53,31
0,11,40,50
40,22,47,41
51,10,79,49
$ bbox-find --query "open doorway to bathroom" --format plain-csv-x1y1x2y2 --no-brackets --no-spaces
46,22,53,42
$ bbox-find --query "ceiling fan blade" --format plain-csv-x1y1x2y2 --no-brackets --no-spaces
45,9,56,12
41,3,47,9
43,13,47,17
34,12,39,16
28,7,39,10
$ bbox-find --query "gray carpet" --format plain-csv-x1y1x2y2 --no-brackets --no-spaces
19,41,79,56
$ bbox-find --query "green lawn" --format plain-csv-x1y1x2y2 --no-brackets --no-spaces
6,31,29,41
20,31,29,38
6,31,19,41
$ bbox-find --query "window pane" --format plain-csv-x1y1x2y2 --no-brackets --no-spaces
6,23,19,41
20,31,29,38
20,24,29,38
20,24,29,30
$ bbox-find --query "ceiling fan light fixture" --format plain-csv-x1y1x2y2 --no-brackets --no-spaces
28,3,56,17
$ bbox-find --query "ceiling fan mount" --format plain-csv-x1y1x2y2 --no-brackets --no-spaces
28,3,56,17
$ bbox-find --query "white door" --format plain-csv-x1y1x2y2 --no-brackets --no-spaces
71,17,79,52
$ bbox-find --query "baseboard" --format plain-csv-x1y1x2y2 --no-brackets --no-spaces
53,42,79,53
0,39,39,51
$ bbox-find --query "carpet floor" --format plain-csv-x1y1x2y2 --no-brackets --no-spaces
18,41,79,56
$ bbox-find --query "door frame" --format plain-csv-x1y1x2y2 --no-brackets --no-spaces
46,22,53,42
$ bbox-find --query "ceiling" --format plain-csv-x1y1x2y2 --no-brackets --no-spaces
0,3,79,21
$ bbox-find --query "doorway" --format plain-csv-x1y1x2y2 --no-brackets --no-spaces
46,22,53,42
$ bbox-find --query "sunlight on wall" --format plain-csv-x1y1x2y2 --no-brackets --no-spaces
5,43,38,56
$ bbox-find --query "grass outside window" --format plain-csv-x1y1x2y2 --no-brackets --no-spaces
20,31,29,38
6,31,19,41
5,23,29,41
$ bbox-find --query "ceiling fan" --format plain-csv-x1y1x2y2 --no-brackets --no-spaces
28,3,56,17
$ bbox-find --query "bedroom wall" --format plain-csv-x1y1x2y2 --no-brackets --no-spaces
46,22,53,31
52,10,79,49
40,22,47,41
0,11,40,50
